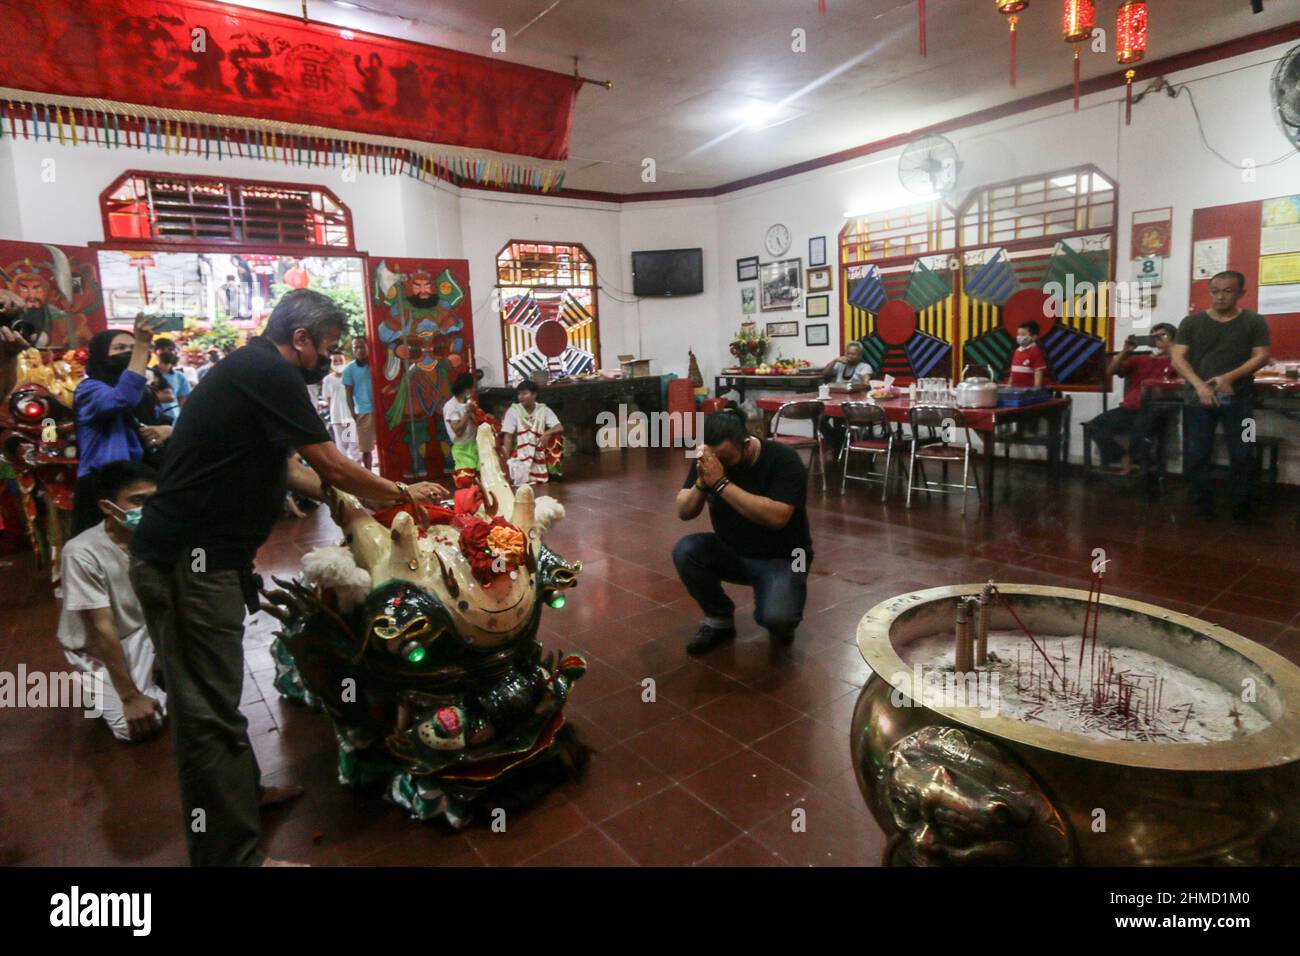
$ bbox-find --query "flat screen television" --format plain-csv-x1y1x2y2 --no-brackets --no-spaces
631,248,703,297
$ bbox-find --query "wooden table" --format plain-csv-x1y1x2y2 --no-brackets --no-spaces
755,392,1072,513
715,370,823,403
478,375,668,455
1142,376,1300,422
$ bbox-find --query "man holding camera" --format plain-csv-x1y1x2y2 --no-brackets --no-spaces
1089,322,1177,476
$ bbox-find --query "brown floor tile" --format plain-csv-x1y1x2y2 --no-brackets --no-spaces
693,687,803,745
751,716,854,788
623,713,744,779
559,742,673,824
519,826,636,866
601,785,741,866
696,834,789,867
747,789,888,867
571,684,686,741
680,748,816,830
464,792,589,866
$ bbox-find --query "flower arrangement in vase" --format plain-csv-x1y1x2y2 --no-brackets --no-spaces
729,321,770,369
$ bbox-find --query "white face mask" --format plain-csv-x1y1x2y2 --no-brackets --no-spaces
1017,335,1032,347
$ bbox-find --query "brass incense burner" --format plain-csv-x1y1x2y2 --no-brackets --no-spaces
850,584,1300,866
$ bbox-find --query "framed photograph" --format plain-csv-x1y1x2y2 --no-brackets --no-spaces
759,258,802,311
740,286,756,314
805,294,830,318
806,266,832,292
766,321,799,338
736,256,760,282
805,323,830,346
809,235,827,267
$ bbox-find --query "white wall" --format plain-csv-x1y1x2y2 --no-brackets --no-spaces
619,200,720,382
457,190,626,381
1,40,1297,478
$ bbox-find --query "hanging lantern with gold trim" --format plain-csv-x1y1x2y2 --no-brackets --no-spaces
1062,0,1095,111
1116,1,1148,125
996,0,1029,88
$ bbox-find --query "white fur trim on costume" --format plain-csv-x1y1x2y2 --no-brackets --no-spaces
302,546,372,612
533,497,565,533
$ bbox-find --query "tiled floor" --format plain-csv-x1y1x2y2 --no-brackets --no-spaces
2,449,1298,866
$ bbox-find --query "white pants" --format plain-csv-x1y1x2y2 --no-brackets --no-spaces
64,629,167,742
331,420,361,462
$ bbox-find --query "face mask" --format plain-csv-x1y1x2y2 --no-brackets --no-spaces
159,351,178,365
1017,335,1032,347
295,336,331,385
105,502,143,532
105,353,132,374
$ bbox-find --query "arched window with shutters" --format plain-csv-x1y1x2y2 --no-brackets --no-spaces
496,240,600,384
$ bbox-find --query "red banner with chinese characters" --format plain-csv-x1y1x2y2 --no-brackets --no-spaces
0,0,580,161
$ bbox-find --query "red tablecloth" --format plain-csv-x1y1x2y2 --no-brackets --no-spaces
754,392,1072,432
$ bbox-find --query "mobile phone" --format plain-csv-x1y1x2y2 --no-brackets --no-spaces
153,313,186,333
1130,335,1154,347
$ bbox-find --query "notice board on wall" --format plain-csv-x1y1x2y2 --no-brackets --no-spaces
1190,195,1300,358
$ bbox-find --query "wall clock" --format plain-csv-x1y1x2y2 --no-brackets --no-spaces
765,223,791,258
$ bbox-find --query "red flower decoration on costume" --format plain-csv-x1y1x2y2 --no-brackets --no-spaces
458,515,523,584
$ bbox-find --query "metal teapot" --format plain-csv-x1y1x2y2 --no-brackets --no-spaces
956,377,999,408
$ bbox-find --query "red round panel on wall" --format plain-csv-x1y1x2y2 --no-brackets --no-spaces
875,299,917,346
1001,288,1055,339
534,320,569,358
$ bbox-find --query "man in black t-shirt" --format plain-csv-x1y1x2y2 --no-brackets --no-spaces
1170,271,1271,523
129,290,446,867
673,408,813,655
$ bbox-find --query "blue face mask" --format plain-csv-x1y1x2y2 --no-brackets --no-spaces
105,503,143,532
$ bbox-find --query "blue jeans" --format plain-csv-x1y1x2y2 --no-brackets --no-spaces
1182,395,1255,513
672,532,810,635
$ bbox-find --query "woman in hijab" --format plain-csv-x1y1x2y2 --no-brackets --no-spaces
72,314,166,534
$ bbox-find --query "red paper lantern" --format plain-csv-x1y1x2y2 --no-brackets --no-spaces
1063,0,1095,111
1117,1,1148,125
1062,0,1095,43
995,1,1029,88
1116,1,1148,65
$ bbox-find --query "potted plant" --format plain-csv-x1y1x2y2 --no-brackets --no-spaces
729,321,770,370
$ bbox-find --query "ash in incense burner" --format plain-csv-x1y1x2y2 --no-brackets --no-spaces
850,583,1300,866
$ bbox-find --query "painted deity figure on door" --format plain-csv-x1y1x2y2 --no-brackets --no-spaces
368,258,472,481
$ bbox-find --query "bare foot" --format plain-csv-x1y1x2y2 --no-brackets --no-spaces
260,858,310,867
259,784,305,808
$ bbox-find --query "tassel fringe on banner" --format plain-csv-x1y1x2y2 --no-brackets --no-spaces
0,93,569,195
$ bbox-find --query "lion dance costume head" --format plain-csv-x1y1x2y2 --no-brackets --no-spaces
261,423,586,827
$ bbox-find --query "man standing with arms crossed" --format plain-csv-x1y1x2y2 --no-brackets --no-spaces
129,290,446,866
1170,271,1271,524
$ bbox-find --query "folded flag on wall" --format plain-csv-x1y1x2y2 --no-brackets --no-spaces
0,0,581,162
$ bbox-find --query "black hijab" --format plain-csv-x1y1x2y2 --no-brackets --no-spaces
85,329,132,386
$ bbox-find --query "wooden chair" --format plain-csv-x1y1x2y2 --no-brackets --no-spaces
769,399,826,492
839,401,908,500
906,405,981,516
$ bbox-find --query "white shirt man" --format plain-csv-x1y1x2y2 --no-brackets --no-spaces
57,462,166,742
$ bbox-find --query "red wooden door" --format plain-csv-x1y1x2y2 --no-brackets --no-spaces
362,256,474,481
